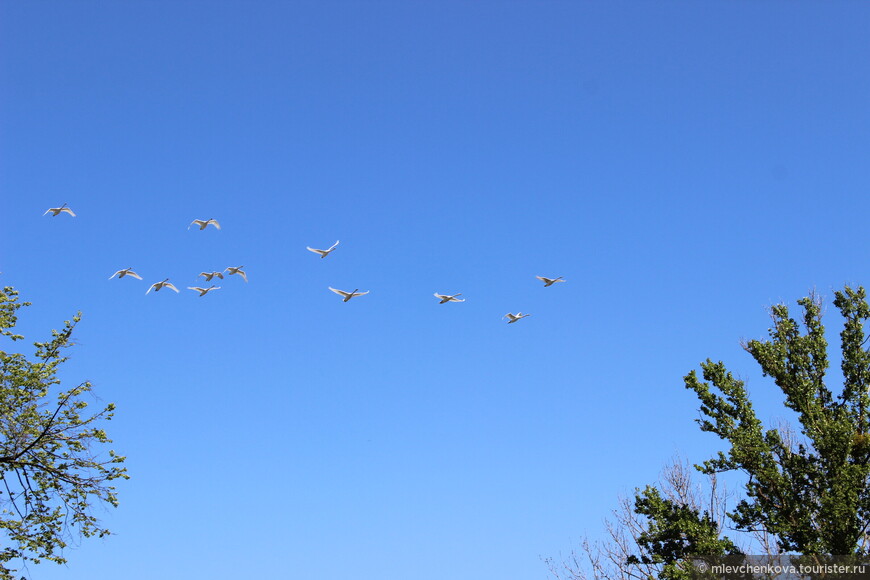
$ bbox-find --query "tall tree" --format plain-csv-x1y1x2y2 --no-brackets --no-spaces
548,287,870,579
0,286,128,578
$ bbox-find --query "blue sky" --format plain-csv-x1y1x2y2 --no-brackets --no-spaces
1,1,869,578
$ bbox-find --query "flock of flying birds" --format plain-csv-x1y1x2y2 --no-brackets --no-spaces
44,203,565,323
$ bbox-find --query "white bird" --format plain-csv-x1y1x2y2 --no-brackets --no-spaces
328,287,369,302
189,218,221,231
225,266,248,282
43,203,76,217
434,292,465,304
536,276,565,287
504,312,531,323
199,271,225,281
109,267,143,280
306,240,340,258
146,279,179,294
188,285,220,297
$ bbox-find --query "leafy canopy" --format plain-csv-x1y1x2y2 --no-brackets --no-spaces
547,287,870,580
0,286,128,578
637,287,870,574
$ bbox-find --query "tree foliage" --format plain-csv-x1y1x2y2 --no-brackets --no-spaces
549,287,870,579
0,286,128,578
545,458,740,580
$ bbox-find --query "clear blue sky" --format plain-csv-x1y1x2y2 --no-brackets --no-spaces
1,2,869,578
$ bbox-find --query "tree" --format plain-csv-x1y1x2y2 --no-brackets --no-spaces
0,286,128,579
545,457,743,580
548,287,870,579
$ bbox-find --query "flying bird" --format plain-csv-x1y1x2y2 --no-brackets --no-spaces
199,271,225,281
188,285,220,297
306,240,340,258
189,218,221,231
225,266,248,282
109,267,142,280
43,203,76,217
146,279,179,294
434,292,465,304
504,312,531,323
328,287,369,302
536,276,565,287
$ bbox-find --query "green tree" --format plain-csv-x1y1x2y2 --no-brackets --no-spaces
0,286,128,579
548,287,870,579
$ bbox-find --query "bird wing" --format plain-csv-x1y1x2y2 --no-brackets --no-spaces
209,219,221,229
238,271,248,282
127,271,142,280
187,287,203,292
327,240,340,251
43,208,54,216
188,220,202,230
146,284,156,294
352,290,370,297
452,298,466,302
165,283,180,293
329,287,350,298
199,272,211,280
215,272,224,279
62,208,76,216
434,293,446,299
109,271,121,280
307,246,325,254
536,276,550,283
